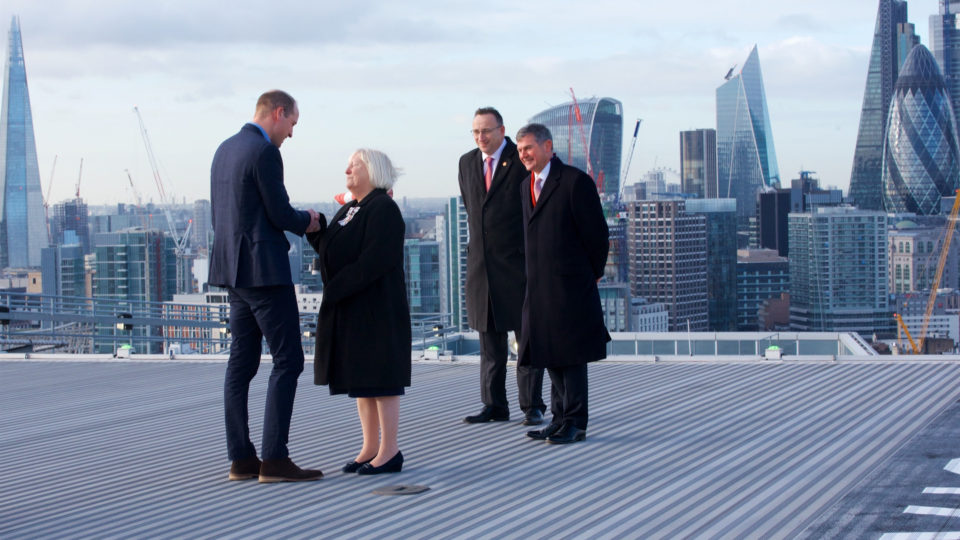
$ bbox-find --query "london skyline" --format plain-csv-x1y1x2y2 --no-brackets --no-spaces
0,0,945,205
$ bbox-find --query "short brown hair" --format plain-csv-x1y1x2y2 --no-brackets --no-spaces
256,90,296,117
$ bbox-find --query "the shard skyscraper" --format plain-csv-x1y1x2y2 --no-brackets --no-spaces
849,0,919,211
0,16,46,268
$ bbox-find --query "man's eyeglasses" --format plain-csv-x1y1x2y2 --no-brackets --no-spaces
471,126,502,137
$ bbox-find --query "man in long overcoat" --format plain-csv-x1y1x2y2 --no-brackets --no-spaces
516,123,610,444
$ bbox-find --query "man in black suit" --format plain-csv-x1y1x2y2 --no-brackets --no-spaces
516,123,610,444
209,90,324,482
458,107,545,426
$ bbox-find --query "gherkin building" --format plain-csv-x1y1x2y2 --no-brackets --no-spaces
882,44,960,215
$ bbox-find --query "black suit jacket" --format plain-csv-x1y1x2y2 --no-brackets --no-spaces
457,138,527,332
519,156,610,368
208,123,311,288
308,189,412,389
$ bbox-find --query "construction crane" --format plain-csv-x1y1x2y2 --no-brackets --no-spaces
619,119,642,200
75,158,83,199
133,106,190,254
568,88,596,188
124,169,151,229
916,190,960,352
893,313,919,354
42,155,57,243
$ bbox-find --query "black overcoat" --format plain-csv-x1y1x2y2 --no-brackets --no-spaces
307,189,412,390
519,157,610,368
457,138,527,332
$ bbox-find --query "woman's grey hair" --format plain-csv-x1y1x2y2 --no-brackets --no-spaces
515,123,553,144
353,148,402,190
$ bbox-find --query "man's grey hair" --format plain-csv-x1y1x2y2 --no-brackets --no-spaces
353,148,402,190
516,123,552,144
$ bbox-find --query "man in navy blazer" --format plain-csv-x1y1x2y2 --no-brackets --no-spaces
209,90,324,482
516,123,610,445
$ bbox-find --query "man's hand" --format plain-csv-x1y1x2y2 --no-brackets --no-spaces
306,209,321,233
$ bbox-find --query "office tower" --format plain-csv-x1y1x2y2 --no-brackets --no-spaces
686,198,738,330
716,45,780,226
191,199,211,254
736,249,790,331
445,197,468,331
625,199,708,331
756,171,843,257
40,244,86,298
882,44,960,215
680,129,718,198
850,0,919,210
605,216,629,283
51,198,90,253
789,206,892,335
931,1,960,129
92,229,177,303
404,238,441,315
888,216,959,293
0,17,47,268
598,282,631,332
528,97,623,198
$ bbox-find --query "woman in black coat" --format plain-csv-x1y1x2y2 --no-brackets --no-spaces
307,148,411,475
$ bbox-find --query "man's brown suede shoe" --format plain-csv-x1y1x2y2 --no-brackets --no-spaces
228,456,262,481
258,458,324,483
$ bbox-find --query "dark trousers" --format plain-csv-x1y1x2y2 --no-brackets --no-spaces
547,364,588,430
224,285,304,461
479,325,545,415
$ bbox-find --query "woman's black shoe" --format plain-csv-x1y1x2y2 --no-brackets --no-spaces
342,458,374,473
356,451,403,475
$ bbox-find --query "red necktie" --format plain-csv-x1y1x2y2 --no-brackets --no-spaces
484,157,494,191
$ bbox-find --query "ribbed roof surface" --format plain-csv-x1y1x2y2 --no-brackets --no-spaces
2,358,960,538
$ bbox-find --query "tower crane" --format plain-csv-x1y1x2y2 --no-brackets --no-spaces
568,88,597,189
619,119,642,200
916,190,960,352
124,169,150,229
42,155,57,243
133,106,190,254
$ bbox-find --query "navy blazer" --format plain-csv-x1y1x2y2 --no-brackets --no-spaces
208,123,311,288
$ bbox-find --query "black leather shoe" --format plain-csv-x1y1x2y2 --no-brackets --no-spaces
342,458,373,473
258,458,324,483
526,422,562,440
522,410,544,426
547,423,586,445
228,456,261,481
357,451,403,475
463,406,509,423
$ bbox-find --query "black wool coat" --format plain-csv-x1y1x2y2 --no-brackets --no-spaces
519,157,611,368
307,189,412,391
457,138,527,332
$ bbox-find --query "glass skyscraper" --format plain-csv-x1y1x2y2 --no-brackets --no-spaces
716,45,779,225
930,1,960,130
882,44,960,215
528,97,623,198
850,0,918,211
0,16,47,268
680,129,717,198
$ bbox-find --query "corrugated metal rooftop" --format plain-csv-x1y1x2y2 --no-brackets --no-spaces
3,356,960,539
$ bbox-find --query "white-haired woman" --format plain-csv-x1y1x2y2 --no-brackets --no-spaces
307,148,411,475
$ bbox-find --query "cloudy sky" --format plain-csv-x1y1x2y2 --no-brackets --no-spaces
0,0,945,206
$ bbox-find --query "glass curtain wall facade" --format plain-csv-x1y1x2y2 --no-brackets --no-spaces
52,198,90,253
882,44,960,215
528,97,623,198
788,207,892,335
680,129,717,198
404,239,441,315
685,198,738,330
445,197,468,331
850,0,917,210
0,16,47,268
931,0,960,131
716,45,780,226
